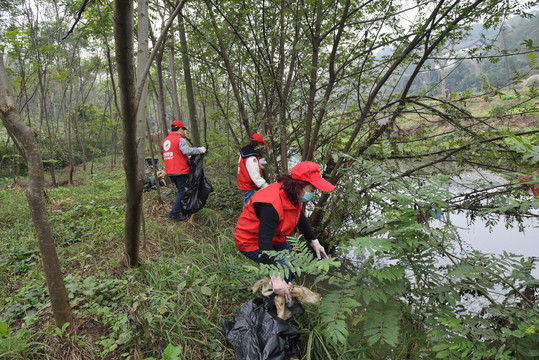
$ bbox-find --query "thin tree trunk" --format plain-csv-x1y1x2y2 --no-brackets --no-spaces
146,116,162,203
302,0,322,161
137,0,149,175
114,0,143,267
155,47,168,141
306,0,350,161
204,0,251,136
178,10,200,146
169,36,182,121
0,55,72,328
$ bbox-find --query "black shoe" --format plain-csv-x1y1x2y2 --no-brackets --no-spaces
169,215,186,222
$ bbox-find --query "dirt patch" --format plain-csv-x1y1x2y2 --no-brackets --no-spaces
76,318,109,344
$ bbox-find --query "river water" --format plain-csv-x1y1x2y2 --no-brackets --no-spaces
434,211,539,277
447,169,539,277
338,168,539,278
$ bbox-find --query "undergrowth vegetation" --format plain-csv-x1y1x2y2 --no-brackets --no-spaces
0,160,343,359
1,141,539,359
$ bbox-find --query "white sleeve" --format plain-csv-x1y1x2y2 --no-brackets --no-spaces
245,156,268,188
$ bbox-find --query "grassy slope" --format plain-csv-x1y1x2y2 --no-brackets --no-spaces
0,159,264,359
400,90,539,132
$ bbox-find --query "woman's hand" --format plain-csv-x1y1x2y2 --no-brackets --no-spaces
310,239,328,259
271,274,291,300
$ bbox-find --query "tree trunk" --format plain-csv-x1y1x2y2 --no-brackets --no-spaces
114,0,143,267
301,0,322,161
155,46,168,141
137,0,150,184
204,0,251,136
0,55,72,328
61,88,74,185
169,36,182,121
178,10,201,146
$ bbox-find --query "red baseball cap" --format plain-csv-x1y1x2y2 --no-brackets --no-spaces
171,120,187,130
290,161,334,192
250,133,268,146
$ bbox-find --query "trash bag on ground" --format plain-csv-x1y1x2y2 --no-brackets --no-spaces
181,153,213,215
250,278,321,320
222,297,301,360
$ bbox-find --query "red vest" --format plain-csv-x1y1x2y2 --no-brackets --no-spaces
162,132,190,175
519,174,539,197
237,155,261,190
234,182,302,252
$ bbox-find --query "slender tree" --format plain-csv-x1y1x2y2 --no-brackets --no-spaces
137,0,149,171
178,10,201,146
114,0,142,266
0,54,72,328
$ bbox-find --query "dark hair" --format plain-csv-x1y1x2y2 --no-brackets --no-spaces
249,140,263,148
277,174,309,205
242,140,263,154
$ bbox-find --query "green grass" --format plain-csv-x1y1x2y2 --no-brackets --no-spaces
0,157,256,359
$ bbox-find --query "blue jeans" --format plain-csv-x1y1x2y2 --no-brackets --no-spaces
168,174,189,219
242,189,256,208
240,241,295,283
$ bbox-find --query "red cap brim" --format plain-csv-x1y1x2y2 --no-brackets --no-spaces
310,177,335,192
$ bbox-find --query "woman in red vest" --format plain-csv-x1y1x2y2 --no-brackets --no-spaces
162,120,206,221
237,133,269,208
519,168,539,197
235,161,334,298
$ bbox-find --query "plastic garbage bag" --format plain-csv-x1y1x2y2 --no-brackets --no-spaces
250,278,320,320
181,153,213,215
222,297,301,360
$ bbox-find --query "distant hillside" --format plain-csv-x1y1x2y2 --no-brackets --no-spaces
377,11,539,95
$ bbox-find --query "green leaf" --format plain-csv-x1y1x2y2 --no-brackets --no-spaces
177,281,186,291
0,321,8,336
435,350,450,358
200,286,212,296
162,344,183,360
156,306,167,314
432,344,449,351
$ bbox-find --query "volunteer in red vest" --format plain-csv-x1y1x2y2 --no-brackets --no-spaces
234,161,334,298
237,133,269,208
162,120,206,221
519,168,539,197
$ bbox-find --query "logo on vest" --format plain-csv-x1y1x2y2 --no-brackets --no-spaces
163,140,171,151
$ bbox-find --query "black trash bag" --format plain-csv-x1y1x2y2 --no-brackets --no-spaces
181,153,213,215
222,297,301,360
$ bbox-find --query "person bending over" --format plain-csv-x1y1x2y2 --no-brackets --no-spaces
234,161,334,298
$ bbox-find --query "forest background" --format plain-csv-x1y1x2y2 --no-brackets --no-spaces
1,0,539,359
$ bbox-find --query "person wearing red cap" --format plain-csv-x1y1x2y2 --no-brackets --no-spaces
234,161,334,298
237,133,269,208
162,120,206,221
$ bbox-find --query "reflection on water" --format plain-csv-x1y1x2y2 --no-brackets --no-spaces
434,212,539,277
337,211,539,278
446,168,538,277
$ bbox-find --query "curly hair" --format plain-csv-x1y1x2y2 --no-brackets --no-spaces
276,174,309,205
